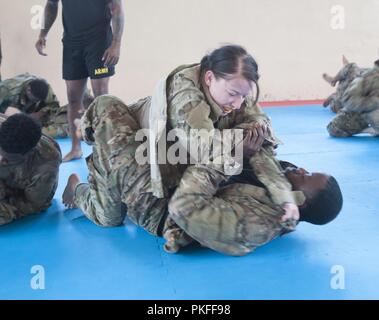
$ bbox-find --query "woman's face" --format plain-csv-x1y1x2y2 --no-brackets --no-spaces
204,70,253,115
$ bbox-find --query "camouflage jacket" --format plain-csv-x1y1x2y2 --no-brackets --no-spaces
140,64,282,199
0,115,62,225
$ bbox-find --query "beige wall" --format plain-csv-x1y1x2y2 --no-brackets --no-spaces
1,0,379,105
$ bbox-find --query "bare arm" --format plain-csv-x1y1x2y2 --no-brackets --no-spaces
36,1,59,56
110,0,125,44
103,0,125,66
40,1,58,37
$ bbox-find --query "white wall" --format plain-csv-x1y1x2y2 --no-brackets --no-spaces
1,0,379,105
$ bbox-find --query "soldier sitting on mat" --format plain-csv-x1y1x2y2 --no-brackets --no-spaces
323,57,379,137
0,112,62,226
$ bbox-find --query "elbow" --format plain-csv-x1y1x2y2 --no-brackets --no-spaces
110,2,124,17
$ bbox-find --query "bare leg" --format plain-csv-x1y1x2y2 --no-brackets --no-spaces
62,174,81,209
90,77,110,97
74,118,82,140
63,79,87,162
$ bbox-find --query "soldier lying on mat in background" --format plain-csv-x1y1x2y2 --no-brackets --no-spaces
0,73,94,139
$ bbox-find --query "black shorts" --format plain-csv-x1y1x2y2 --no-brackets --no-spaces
62,31,115,80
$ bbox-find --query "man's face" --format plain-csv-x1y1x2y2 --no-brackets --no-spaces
25,86,40,104
204,71,253,115
0,148,26,166
285,167,330,202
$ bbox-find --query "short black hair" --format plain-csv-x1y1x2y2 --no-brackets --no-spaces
0,114,42,154
300,176,343,225
200,44,260,104
29,79,49,101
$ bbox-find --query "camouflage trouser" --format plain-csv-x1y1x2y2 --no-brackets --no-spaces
73,95,178,241
327,111,369,137
73,95,142,227
42,122,69,139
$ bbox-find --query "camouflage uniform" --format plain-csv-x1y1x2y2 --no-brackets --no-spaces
167,158,305,256
75,64,298,253
324,63,367,113
74,95,168,234
0,73,68,138
42,104,70,138
0,114,62,226
327,64,379,137
160,64,300,253
150,64,282,198
164,65,297,206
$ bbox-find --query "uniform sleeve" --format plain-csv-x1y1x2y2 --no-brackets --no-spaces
169,98,242,175
248,147,296,206
232,99,279,146
235,100,269,126
5,165,59,219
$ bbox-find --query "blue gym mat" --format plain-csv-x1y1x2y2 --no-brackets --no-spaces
0,105,378,300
